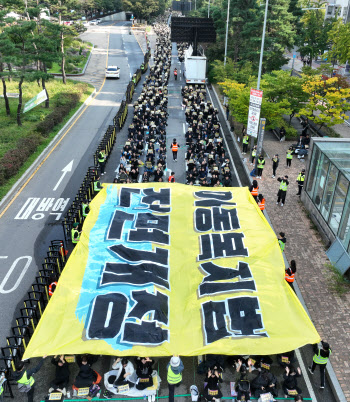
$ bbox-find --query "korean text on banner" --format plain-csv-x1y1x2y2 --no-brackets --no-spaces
247,88,263,138
23,184,320,358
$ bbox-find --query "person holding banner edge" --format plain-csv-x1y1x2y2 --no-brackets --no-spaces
167,355,184,402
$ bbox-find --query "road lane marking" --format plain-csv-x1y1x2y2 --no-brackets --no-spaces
295,348,318,402
0,32,111,221
53,160,74,191
15,197,70,220
0,256,32,294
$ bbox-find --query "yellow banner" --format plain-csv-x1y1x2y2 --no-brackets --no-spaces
24,184,319,358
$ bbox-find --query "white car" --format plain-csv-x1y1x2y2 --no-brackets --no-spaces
96,18,102,24
83,21,89,27
89,20,98,25
105,66,120,79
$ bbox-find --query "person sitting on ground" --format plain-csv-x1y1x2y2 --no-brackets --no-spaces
134,357,154,390
277,350,296,368
112,358,135,387
49,355,70,396
73,355,97,388
282,365,302,398
203,365,223,401
234,358,255,402
251,367,277,398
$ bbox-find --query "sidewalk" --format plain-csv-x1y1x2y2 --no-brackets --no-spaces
242,132,350,400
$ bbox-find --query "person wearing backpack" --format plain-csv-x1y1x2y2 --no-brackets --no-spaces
13,356,47,402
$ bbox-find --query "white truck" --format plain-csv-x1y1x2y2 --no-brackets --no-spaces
184,46,207,84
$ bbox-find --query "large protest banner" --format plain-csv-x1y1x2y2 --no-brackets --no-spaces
24,184,319,358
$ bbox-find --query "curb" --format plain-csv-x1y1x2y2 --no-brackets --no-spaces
211,85,252,184
211,84,347,402
0,88,97,212
49,45,94,77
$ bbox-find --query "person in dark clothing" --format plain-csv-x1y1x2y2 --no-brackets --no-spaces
296,169,305,196
301,118,309,136
283,365,302,397
272,154,279,178
249,180,259,201
280,126,286,140
203,366,223,401
49,355,70,394
277,176,289,206
223,175,231,187
13,356,47,402
112,358,135,387
234,359,255,402
251,368,278,397
277,350,296,368
309,341,331,389
278,232,287,252
73,355,97,388
134,357,154,390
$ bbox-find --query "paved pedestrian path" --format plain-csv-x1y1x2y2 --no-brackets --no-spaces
240,131,350,400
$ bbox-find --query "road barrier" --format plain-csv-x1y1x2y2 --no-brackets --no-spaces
0,57,148,399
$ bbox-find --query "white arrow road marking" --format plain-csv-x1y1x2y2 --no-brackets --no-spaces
53,160,74,191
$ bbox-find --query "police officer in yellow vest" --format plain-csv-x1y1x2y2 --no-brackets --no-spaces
242,134,249,154
286,146,294,167
167,355,184,402
296,169,305,196
13,356,46,402
71,222,81,244
82,199,90,219
93,176,102,195
98,150,106,176
0,372,5,401
309,341,331,389
277,175,289,206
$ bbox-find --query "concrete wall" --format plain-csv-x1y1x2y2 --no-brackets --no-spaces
101,11,126,21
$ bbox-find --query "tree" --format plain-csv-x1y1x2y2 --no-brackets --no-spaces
219,76,292,129
121,0,165,20
297,2,334,66
209,58,255,85
0,21,37,125
261,70,308,124
298,75,350,130
327,20,350,65
259,0,296,72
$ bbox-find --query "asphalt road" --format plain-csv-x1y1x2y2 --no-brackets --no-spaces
0,20,144,350
0,20,339,402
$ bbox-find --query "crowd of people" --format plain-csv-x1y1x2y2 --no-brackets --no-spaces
10,342,332,401
113,23,172,184
182,85,233,187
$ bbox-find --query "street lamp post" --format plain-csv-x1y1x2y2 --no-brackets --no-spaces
224,0,230,66
251,0,269,172
208,0,210,18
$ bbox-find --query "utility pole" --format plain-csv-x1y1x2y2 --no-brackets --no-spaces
224,0,230,66
249,0,269,172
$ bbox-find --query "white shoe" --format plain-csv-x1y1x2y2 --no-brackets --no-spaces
272,175,275,178
281,203,284,206
276,202,279,205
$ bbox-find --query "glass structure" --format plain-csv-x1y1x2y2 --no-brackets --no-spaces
306,139,350,253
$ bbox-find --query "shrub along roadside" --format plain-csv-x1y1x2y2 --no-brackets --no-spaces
0,81,94,198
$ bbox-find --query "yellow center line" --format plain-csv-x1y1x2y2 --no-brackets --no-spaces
0,32,111,220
